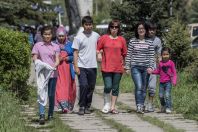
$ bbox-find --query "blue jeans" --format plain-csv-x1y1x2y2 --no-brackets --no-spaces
159,82,172,109
39,78,57,117
102,72,122,96
131,66,149,106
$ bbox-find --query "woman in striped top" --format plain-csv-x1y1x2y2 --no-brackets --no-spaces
125,21,155,114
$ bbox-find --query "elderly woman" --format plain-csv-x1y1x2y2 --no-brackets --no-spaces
55,26,76,113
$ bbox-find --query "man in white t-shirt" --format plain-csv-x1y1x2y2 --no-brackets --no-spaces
72,16,100,115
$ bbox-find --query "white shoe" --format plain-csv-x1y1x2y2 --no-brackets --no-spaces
166,108,172,114
136,104,144,114
147,103,154,112
102,93,110,113
102,103,110,113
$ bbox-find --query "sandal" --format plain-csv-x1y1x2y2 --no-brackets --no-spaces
110,109,119,114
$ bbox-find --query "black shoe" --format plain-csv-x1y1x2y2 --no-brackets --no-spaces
84,108,91,114
78,107,85,115
39,114,45,125
48,115,54,121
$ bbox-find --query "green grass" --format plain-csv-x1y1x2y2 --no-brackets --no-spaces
0,92,38,132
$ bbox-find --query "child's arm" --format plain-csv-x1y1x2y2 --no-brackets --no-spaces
171,61,177,86
151,63,161,75
152,68,160,75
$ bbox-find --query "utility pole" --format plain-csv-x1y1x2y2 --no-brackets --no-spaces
95,0,98,16
169,0,173,17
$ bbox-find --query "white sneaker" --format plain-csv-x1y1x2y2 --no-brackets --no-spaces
147,103,154,112
166,108,172,114
136,104,144,114
102,103,110,114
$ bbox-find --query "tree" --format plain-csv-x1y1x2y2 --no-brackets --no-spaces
187,0,198,23
64,0,81,34
163,19,192,69
0,0,57,27
110,0,189,40
110,0,169,40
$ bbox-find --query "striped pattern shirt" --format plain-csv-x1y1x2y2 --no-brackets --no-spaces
125,38,155,69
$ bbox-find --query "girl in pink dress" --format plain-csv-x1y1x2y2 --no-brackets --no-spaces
55,26,76,113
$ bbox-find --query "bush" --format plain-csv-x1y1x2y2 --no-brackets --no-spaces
172,72,198,120
185,49,198,82
0,28,31,100
163,19,193,70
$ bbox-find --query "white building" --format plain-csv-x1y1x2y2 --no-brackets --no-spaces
43,0,52,4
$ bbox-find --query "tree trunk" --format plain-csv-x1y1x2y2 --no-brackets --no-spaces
65,0,81,34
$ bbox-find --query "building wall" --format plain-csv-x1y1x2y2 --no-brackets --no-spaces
77,0,93,18
43,0,52,4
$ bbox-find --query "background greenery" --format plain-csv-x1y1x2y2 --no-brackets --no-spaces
0,28,31,100
0,0,57,28
0,92,37,131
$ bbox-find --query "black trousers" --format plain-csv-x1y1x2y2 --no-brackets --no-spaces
78,68,97,108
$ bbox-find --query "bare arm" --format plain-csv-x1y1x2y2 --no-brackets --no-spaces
73,49,80,75
32,54,38,61
54,53,60,68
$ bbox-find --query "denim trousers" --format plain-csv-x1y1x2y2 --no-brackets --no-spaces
159,82,172,109
39,78,57,116
131,66,149,106
78,68,97,108
102,72,122,96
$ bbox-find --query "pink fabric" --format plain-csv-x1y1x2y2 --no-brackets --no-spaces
152,60,177,85
97,35,127,73
55,50,76,111
56,26,67,36
32,42,60,77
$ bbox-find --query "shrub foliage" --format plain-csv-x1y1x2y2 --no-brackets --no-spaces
0,28,31,100
163,20,193,70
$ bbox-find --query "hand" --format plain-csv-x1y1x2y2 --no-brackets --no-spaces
97,53,102,62
63,56,69,61
59,56,64,61
124,69,130,74
74,66,80,75
147,68,153,74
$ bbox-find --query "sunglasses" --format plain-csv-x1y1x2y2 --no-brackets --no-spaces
110,26,119,29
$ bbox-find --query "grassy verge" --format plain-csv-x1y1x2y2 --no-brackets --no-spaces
95,109,134,132
0,91,38,132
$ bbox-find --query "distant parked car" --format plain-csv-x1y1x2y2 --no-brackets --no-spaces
95,24,108,35
191,36,198,48
187,23,198,48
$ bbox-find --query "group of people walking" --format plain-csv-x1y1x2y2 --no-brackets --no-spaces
31,16,177,125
